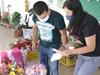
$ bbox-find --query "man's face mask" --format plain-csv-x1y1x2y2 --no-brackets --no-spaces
37,15,49,22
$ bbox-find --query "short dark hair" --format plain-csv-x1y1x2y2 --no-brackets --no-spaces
33,1,48,15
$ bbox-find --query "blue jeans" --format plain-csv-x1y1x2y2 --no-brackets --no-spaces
39,46,59,75
74,55,100,75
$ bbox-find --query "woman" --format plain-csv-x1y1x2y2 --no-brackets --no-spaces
61,0,100,75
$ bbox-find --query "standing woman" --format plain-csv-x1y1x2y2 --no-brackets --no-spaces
62,0,100,75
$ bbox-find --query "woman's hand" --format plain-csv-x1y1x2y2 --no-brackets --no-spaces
60,50,71,57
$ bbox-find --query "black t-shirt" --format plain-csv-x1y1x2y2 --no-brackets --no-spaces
32,10,66,49
70,13,100,56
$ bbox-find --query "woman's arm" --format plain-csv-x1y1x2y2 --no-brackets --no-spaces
63,34,96,56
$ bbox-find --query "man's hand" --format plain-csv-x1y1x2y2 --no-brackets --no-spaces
32,41,37,51
32,24,39,51
32,40,40,51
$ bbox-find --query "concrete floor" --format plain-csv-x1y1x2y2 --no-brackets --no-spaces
0,26,100,75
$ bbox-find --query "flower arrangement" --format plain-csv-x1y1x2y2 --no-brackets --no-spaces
9,38,39,61
0,52,24,75
26,64,47,75
7,61,24,75
10,39,32,50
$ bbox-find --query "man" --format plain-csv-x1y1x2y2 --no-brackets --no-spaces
32,1,68,75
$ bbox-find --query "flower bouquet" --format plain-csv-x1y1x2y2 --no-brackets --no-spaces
26,63,47,75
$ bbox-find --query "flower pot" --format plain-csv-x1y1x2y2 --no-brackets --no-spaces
14,29,23,37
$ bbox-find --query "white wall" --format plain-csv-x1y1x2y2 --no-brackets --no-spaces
2,0,24,13
0,0,69,27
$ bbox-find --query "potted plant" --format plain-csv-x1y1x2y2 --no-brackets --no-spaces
11,11,22,37
2,12,12,28
11,11,21,29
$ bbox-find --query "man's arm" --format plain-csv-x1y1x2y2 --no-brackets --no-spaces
59,28,69,49
32,24,38,41
32,24,39,50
